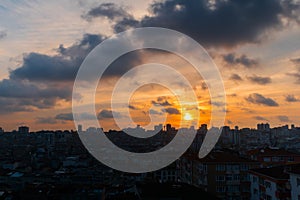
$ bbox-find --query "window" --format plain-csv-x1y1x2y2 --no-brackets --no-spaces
216,186,226,193
272,156,279,162
227,185,239,192
263,157,271,162
266,195,272,200
265,181,271,188
226,164,239,171
226,175,233,181
241,174,250,181
297,178,300,186
216,164,226,171
253,188,258,195
253,176,258,183
288,157,295,162
240,164,249,171
216,175,225,181
233,174,240,181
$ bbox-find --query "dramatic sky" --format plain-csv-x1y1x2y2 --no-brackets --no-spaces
0,0,300,131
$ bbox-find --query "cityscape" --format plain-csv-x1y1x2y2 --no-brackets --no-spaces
0,123,300,199
1,0,300,199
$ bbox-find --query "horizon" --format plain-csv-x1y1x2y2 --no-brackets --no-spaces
0,1,299,131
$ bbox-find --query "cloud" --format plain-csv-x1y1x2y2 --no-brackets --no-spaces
83,3,139,33
247,75,272,85
162,107,180,115
287,72,300,84
152,97,173,106
288,58,300,83
83,3,131,20
36,117,58,124
10,34,105,82
97,109,121,119
285,94,299,102
149,109,163,115
128,105,139,110
223,53,258,68
227,120,233,125
109,0,299,47
254,116,268,121
55,113,73,121
229,74,243,82
291,58,300,66
277,115,291,122
0,30,7,40
246,93,279,107
0,33,144,113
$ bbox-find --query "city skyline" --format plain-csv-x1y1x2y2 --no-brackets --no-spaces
0,0,299,131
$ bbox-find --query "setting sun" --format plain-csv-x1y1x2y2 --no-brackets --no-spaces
183,113,193,121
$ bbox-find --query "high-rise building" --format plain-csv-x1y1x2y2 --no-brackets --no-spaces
78,124,83,132
18,126,29,134
166,124,172,132
257,123,270,131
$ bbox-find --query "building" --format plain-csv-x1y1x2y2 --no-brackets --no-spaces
78,124,82,132
178,151,259,199
166,124,172,132
250,166,291,200
18,126,29,134
247,147,300,167
257,123,270,132
288,167,300,200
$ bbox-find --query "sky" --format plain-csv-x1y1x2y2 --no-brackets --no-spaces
0,0,300,131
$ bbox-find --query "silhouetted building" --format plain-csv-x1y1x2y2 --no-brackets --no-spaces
78,124,82,132
18,126,29,134
257,123,270,131
166,124,172,132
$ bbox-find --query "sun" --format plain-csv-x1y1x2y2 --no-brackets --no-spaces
183,113,193,121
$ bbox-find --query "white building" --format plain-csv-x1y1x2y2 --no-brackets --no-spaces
249,166,291,200
289,168,300,200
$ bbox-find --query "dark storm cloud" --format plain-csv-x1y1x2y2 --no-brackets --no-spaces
109,0,299,47
1,33,144,113
277,115,291,122
247,75,272,85
246,93,279,107
223,53,258,68
0,79,71,99
229,74,243,82
10,34,105,82
162,107,180,115
285,94,299,102
0,98,33,113
254,116,268,121
113,17,140,33
83,3,130,20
